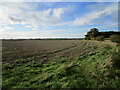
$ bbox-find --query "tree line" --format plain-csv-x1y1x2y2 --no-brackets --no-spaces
85,28,120,43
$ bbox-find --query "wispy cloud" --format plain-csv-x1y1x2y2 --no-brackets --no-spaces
70,3,118,26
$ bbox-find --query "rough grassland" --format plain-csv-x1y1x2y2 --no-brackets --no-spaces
2,40,120,88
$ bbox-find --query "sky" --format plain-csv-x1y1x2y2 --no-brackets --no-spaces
0,2,118,39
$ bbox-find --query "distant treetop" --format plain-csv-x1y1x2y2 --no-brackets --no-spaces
89,28,99,33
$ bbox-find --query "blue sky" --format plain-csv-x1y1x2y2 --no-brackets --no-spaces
0,2,118,39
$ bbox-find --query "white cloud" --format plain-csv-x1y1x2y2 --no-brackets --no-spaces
0,26,13,38
0,2,34,25
72,12,101,26
4,26,13,30
25,25,33,28
0,26,13,32
53,8,65,19
70,3,118,26
0,2,66,30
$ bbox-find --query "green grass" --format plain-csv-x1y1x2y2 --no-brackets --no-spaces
2,40,120,88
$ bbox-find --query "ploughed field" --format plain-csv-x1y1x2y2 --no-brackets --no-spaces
3,40,102,63
2,40,120,88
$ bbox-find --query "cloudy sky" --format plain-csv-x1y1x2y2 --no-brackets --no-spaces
0,2,118,39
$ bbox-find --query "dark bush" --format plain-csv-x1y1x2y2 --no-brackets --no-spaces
109,35,120,43
96,36,105,41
